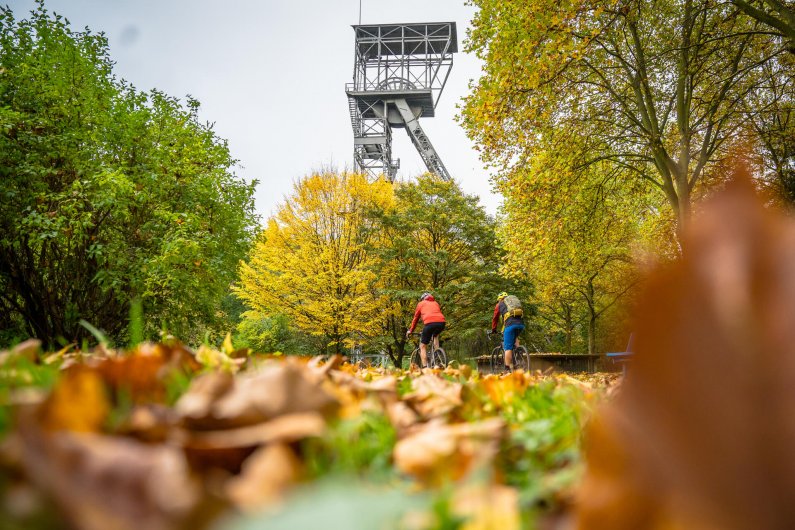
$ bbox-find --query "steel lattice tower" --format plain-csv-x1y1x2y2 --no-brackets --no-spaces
346,22,457,181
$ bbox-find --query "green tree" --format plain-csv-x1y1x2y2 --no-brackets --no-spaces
369,175,526,366
496,126,666,354
731,0,795,49
0,4,257,346
462,0,787,237
746,53,795,202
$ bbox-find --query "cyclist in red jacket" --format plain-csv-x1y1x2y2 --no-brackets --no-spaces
406,292,446,368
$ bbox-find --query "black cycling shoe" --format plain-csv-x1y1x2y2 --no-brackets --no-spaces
503,365,513,374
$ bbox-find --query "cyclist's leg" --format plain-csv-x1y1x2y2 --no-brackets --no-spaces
430,322,446,368
419,326,433,367
503,324,525,370
512,329,526,370
421,323,445,368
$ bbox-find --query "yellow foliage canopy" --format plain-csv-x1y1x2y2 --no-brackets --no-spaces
235,172,394,353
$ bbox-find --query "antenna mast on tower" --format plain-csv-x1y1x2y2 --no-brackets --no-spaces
346,22,457,181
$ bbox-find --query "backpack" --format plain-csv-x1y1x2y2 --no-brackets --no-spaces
502,295,523,322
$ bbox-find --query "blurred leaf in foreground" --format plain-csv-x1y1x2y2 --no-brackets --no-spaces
220,480,425,530
576,166,795,529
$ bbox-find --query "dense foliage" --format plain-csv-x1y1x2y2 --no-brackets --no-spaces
236,172,527,365
236,172,393,356
368,175,529,365
462,0,791,233
496,128,669,354
0,4,257,346
460,0,793,351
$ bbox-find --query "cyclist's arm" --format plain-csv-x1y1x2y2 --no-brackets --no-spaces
408,303,422,333
491,303,500,332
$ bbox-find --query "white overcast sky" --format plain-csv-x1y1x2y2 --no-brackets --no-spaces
8,0,501,219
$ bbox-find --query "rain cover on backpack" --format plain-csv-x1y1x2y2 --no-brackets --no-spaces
503,295,523,321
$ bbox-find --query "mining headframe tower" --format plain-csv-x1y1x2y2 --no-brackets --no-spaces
346,22,457,181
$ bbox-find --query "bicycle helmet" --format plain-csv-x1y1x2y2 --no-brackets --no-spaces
497,292,508,300
420,292,432,301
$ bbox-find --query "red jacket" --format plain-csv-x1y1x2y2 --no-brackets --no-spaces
408,296,446,332
491,302,502,331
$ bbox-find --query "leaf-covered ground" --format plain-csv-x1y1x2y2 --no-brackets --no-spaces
0,339,619,530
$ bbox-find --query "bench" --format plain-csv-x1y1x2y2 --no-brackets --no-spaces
606,334,634,376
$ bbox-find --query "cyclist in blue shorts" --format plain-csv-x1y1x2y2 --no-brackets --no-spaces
490,292,525,372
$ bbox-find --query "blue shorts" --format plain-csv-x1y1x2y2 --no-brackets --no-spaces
504,324,525,351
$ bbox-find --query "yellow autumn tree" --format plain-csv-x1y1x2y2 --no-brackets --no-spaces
235,172,394,354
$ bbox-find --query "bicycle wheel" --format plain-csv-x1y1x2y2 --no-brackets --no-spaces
409,349,422,369
491,346,503,374
513,346,529,372
431,347,447,369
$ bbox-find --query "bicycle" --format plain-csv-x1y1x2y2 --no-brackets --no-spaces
486,330,529,373
350,342,364,365
408,332,447,369
349,342,391,369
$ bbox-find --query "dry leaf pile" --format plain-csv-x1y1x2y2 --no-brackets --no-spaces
0,339,609,530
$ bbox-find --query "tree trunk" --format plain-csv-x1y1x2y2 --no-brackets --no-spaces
586,278,597,355
563,303,573,355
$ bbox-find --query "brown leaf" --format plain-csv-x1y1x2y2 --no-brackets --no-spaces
93,352,167,403
305,354,345,385
225,443,302,512
175,372,235,429
144,342,202,372
386,401,421,434
393,417,505,485
576,169,795,529
12,338,42,361
177,361,339,430
177,412,326,450
575,411,669,529
403,374,464,419
16,425,203,530
117,404,178,442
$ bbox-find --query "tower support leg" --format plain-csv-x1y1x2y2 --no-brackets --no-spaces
393,98,452,181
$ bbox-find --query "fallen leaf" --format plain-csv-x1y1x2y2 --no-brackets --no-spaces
196,344,242,372
403,374,464,419
93,353,167,403
12,339,42,361
207,362,339,428
40,366,110,432
386,401,421,434
176,412,326,450
225,443,302,512
576,169,795,529
453,483,521,530
393,417,505,485
16,425,203,530
175,372,235,429
117,404,178,442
